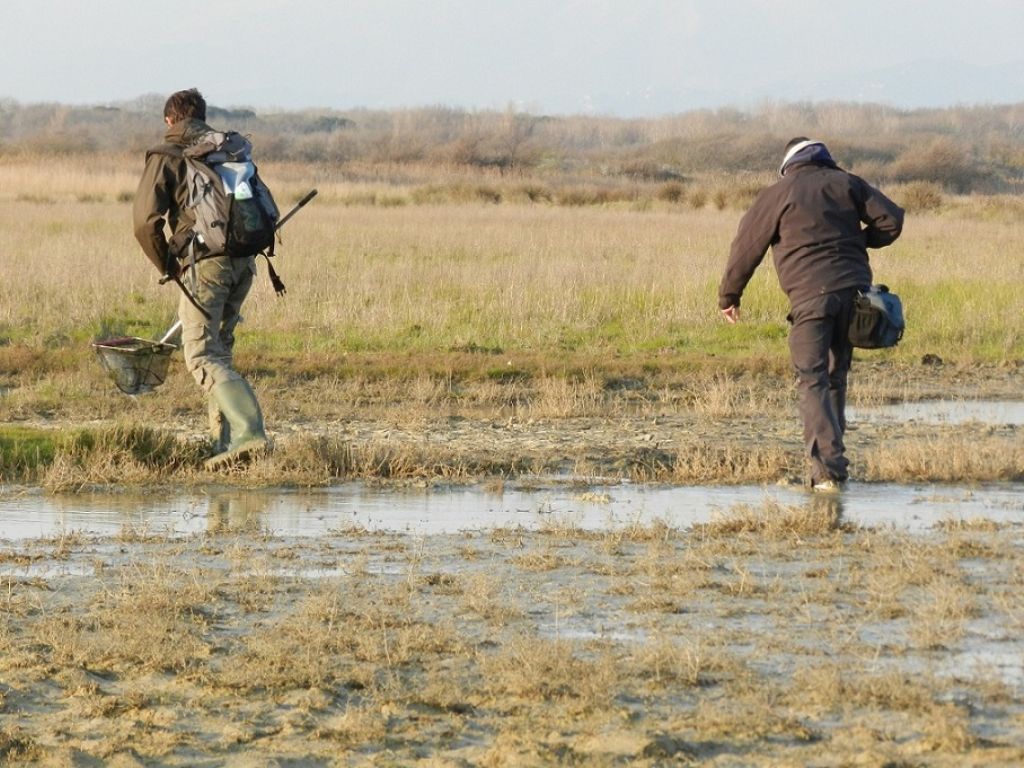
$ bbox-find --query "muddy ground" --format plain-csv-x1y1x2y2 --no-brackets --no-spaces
213,360,1024,473
4,360,1020,489
2,504,1024,766
1,362,1023,765
233,360,1024,487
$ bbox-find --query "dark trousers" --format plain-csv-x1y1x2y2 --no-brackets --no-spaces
787,289,858,483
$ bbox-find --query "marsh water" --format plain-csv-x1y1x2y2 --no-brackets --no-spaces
2,397,1015,540
3,400,1024,761
1,398,1022,541
848,398,1024,426
1,480,1021,542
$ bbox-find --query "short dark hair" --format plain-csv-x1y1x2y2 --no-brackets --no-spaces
164,88,206,123
784,136,810,153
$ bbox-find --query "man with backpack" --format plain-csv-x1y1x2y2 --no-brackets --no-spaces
718,137,904,492
133,88,276,470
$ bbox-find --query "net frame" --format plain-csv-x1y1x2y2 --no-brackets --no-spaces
92,337,176,395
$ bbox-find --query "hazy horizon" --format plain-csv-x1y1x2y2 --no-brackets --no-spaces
4,0,1023,117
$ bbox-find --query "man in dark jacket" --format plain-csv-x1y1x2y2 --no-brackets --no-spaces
718,137,904,491
133,88,268,470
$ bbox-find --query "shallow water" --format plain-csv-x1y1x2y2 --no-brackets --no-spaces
849,399,1024,426
0,480,1021,541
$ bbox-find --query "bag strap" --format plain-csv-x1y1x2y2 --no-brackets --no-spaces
262,252,286,296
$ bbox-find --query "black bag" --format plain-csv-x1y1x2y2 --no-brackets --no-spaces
848,285,904,349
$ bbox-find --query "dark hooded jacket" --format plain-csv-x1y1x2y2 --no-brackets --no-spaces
132,118,215,272
719,153,904,310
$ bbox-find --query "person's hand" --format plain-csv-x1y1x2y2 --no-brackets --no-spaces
720,305,740,324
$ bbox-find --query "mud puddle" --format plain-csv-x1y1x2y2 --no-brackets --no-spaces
1,480,1021,542
849,399,1024,426
3,485,1024,764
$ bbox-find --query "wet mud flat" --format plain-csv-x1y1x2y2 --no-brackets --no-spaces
3,362,1022,491
2,502,1024,766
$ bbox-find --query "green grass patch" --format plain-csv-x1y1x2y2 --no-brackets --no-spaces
58,424,191,467
0,424,203,484
0,425,59,477
896,281,1024,359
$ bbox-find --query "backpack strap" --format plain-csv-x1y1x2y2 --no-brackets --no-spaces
262,252,286,296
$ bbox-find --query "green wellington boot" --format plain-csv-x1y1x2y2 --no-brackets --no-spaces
208,397,230,454
204,379,269,471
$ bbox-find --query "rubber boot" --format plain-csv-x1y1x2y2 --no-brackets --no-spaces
204,379,268,471
208,398,230,454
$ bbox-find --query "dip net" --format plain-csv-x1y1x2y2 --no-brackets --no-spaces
92,336,176,395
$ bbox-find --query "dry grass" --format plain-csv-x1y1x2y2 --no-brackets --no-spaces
0,153,1021,488
29,556,216,674
0,144,1021,767
478,634,617,711
1,155,1021,365
863,434,1024,482
2,399,1020,488
1,512,1023,764
696,498,846,540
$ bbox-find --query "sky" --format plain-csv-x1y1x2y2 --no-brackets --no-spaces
3,0,1024,116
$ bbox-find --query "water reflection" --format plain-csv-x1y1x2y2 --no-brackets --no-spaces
849,399,1024,426
807,493,844,529
206,493,270,535
0,480,1020,541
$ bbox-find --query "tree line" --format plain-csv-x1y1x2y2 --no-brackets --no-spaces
2,96,1022,194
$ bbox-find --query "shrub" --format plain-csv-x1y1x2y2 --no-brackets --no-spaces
508,184,553,204
893,181,944,213
554,185,636,207
474,185,502,204
656,182,686,203
618,159,685,182
888,138,978,193
409,183,501,205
